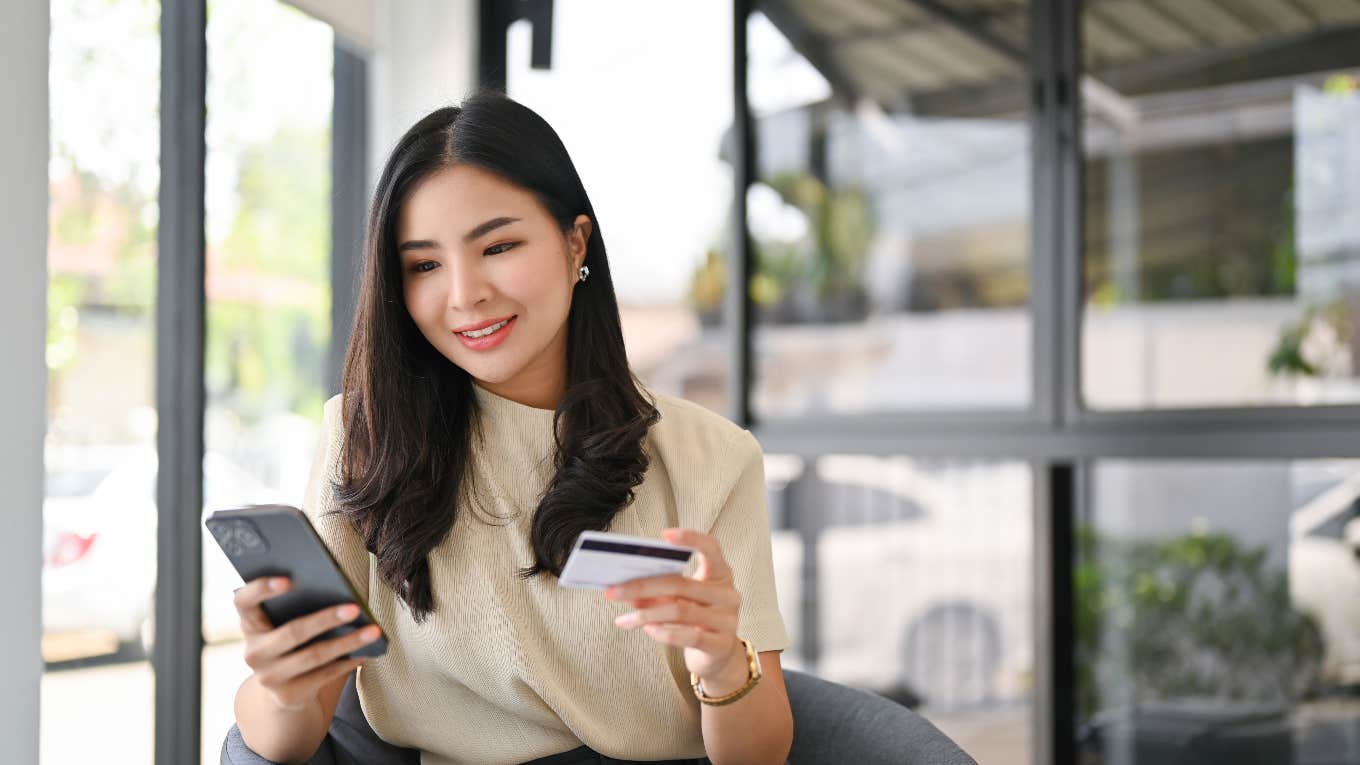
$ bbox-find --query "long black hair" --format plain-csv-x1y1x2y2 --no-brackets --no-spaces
332,90,659,623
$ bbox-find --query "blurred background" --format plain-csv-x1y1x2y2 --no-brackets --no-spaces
5,0,1360,763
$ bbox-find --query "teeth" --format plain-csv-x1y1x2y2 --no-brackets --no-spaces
460,319,509,338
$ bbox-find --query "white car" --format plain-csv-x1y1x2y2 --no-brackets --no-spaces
1288,464,1360,687
765,456,1032,711
43,446,283,660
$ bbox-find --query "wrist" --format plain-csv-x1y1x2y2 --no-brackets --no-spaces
696,638,751,697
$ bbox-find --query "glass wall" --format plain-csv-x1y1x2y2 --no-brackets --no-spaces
737,3,1036,760
505,0,734,413
1081,2,1360,409
1079,460,1360,764
39,1,338,761
40,0,160,761
767,456,1033,765
200,1,335,761
477,3,1045,758
747,4,1032,417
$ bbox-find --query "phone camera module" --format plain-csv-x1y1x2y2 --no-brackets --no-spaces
211,518,269,557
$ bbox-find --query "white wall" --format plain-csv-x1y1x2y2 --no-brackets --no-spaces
0,0,49,762
284,0,376,52
283,0,479,205
367,0,479,188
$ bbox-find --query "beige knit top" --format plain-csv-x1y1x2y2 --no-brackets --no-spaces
301,384,790,765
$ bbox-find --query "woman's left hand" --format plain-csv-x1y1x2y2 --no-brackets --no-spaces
605,527,745,684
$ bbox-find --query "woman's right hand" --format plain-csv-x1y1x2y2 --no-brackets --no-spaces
233,576,383,711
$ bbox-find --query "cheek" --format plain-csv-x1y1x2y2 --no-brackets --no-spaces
503,251,571,313
403,278,443,328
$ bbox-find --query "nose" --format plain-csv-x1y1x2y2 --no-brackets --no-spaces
445,256,493,313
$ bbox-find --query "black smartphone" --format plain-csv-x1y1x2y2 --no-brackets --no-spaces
205,504,387,658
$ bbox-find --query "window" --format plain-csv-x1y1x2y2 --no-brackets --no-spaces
768,455,1033,765
747,4,1033,416
201,1,335,760
41,0,161,761
1081,2,1360,409
1079,460,1360,764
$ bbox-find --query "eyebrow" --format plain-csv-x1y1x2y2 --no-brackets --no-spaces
397,216,521,254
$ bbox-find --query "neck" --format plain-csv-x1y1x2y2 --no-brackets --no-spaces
475,376,562,411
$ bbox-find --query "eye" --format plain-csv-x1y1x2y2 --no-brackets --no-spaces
410,261,438,274
486,242,517,256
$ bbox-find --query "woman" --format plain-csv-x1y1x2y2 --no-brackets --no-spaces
230,90,793,765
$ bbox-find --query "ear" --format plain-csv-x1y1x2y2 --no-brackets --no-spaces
568,214,593,271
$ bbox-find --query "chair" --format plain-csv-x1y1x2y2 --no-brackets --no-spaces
222,669,977,765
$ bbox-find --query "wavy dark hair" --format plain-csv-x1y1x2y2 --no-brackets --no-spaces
331,90,659,623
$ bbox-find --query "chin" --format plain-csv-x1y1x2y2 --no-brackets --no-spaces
452,355,525,386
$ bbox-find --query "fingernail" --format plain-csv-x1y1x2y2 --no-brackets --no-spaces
614,612,638,627
270,578,289,591
604,587,619,598
360,626,380,642
336,604,359,620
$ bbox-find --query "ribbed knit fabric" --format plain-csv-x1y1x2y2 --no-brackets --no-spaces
301,385,789,765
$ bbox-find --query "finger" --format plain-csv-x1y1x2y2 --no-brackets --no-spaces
662,528,732,582
245,602,368,667
621,595,726,613
257,623,382,688
614,601,737,634
606,574,739,608
639,623,730,653
627,595,689,610
234,576,291,635
234,576,291,609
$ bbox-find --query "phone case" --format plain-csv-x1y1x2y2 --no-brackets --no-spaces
205,504,387,658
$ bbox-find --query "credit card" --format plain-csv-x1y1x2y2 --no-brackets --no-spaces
557,530,694,589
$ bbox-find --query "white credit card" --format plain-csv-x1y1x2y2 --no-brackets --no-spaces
557,530,694,590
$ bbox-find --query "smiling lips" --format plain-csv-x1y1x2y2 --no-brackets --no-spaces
453,315,517,350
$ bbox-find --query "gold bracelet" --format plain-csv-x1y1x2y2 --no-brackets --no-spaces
690,637,762,706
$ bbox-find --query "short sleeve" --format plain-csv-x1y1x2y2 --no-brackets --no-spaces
708,429,790,654
302,394,371,603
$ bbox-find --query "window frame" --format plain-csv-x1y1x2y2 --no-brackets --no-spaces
153,1,366,761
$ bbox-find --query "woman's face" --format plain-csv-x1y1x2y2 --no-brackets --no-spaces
396,163,591,406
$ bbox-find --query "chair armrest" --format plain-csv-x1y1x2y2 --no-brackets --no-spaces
220,724,337,765
221,671,418,765
784,669,977,765
224,668,975,765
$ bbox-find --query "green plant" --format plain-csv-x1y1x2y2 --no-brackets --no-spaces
1267,299,1353,379
688,247,725,319
687,171,876,324
762,171,874,302
1075,527,1324,722
46,275,87,375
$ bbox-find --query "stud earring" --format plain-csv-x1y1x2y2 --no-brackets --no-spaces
578,265,590,284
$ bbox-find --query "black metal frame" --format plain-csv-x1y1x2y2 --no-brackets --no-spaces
154,1,207,762
1034,461,1076,765
478,0,555,92
331,43,368,393
730,0,756,428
